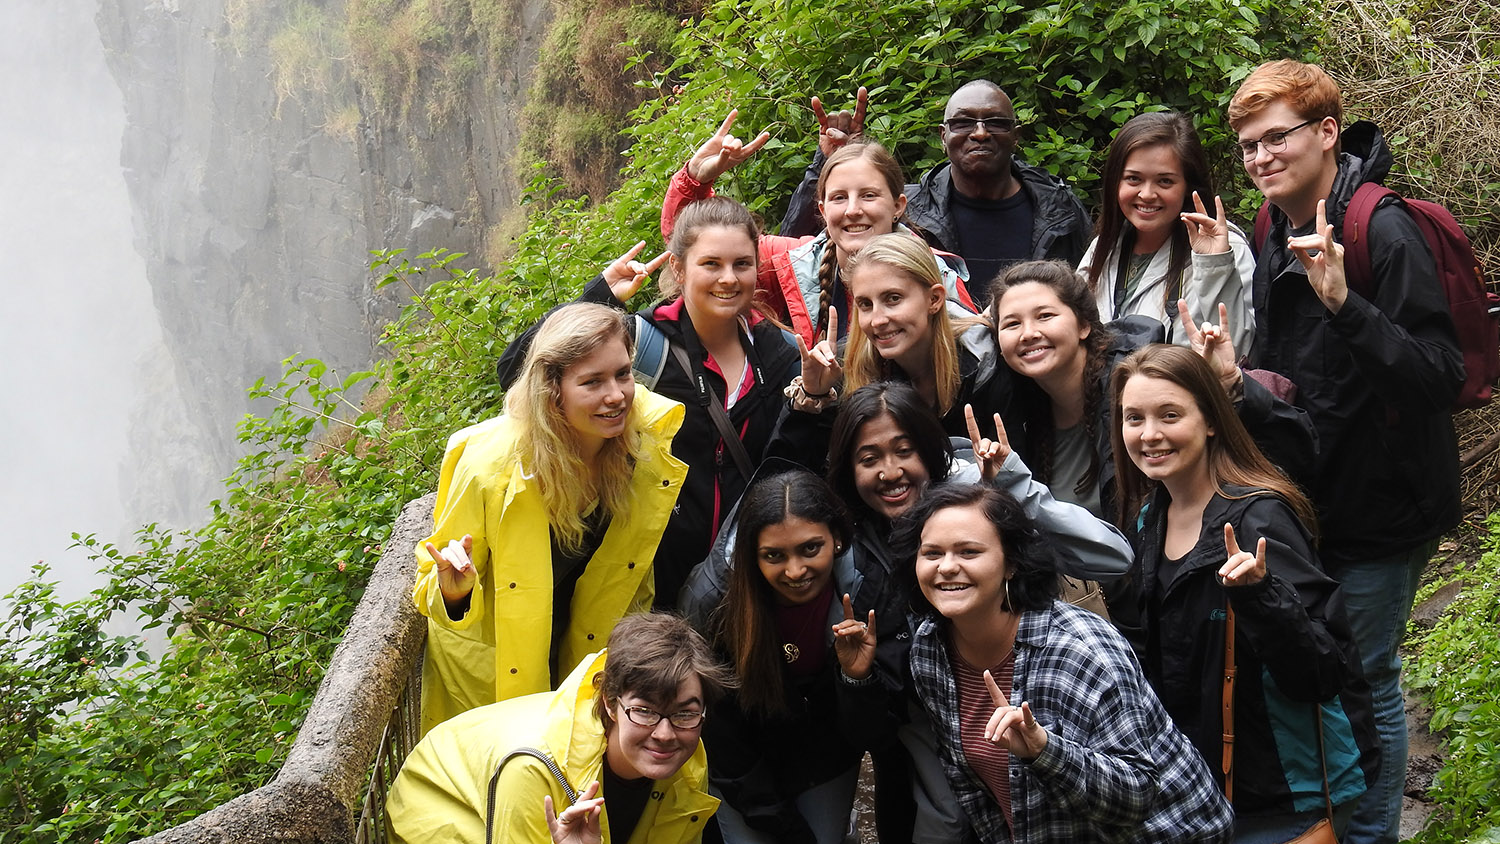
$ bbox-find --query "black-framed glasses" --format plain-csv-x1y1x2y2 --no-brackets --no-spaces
941,117,1020,135
1237,119,1320,160
622,705,705,730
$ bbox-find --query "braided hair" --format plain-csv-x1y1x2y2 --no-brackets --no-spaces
814,142,907,335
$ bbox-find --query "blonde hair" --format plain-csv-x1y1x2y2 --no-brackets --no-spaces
814,142,907,334
504,303,642,551
842,233,962,415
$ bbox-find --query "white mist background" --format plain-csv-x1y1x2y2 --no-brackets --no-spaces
0,0,165,600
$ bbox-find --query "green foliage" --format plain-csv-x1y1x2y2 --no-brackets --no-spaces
0,249,557,841
1407,516,1500,841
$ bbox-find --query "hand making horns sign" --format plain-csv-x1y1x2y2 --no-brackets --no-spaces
795,304,843,397
831,592,878,682
1179,191,1232,255
983,669,1048,760
425,534,478,605
811,86,868,158
1218,523,1268,587
1176,299,1243,395
963,403,1012,482
1287,198,1349,314
603,240,670,303
686,110,772,184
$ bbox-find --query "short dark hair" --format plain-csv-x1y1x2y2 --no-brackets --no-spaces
827,381,954,520
594,612,736,731
893,482,1061,616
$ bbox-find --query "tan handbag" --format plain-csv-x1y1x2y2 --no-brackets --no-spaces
1222,605,1338,844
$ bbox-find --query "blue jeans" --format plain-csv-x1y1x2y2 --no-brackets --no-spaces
1336,540,1433,844
712,765,859,844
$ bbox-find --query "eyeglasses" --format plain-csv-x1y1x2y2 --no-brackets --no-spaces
621,705,705,730
941,117,1020,135
1237,119,1320,160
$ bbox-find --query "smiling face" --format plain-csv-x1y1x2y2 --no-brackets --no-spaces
916,503,1009,622
604,675,705,781
992,281,1091,391
1119,374,1214,492
671,224,758,326
1237,99,1338,228
819,157,908,257
940,84,1018,193
1117,143,1187,252
558,336,635,451
851,413,932,520
849,262,944,371
754,515,839,606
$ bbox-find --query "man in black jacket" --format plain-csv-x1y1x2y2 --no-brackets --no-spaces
1229,59,1464,844
781,81,1091,304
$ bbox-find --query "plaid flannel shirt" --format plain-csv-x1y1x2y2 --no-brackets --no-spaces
910,601,1233,843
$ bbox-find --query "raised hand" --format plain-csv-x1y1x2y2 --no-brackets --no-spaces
831,592,878,681
811,87,868,157
1286,198,1348,313
983,670,1048,760
1180,191,1232,255
602,241,670,302
794,305,843,397
425,535,477,604
545,781,604,844
1176,299,1241,394
686,110,772,184
963,403,1012,481
1218,523,1268,587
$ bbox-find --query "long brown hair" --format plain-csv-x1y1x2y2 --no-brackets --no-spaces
1108,344,1317,533
719,469,851,716
1084,112,1213,313
989,260,1112,497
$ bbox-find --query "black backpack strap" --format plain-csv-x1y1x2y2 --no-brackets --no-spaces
667,342,756,478
487,747,578,844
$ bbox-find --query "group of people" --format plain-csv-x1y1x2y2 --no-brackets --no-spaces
384,58,1465,844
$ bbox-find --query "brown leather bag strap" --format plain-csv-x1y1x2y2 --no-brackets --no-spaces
1222,603,1237,803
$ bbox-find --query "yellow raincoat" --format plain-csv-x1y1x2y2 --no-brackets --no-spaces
413,388,687,734
386,649,719,844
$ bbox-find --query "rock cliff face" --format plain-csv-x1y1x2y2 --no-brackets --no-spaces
95,0,550,519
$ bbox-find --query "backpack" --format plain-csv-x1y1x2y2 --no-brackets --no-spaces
1253,185,1500,409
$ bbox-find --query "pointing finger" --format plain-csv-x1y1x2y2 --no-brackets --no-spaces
827,304,840,344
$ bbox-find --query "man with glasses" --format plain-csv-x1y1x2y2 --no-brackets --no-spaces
1229,59,1463,844
782,80,1089,302
387,613,736,843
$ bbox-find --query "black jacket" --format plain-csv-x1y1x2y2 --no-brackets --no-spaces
781,151,1091,269
1114,486,1380,815
496,276,802,607
1249,121,1463,568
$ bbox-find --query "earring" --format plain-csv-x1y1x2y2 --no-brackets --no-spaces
1002,579,1012,613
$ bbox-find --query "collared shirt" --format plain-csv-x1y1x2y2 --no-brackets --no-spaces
909,602,1233,843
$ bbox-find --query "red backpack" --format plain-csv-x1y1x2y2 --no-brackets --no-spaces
1254,185,1500,409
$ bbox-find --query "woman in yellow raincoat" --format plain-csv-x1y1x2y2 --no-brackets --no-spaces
414,303,689,733
387,613,735,844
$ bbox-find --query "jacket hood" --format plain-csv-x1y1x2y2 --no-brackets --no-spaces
546,649,611,776
1328,120,1393,220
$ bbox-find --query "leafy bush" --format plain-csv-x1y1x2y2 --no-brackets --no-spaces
1406,516,1500,841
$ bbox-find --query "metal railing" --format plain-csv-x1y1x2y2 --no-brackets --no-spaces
354,655,423,844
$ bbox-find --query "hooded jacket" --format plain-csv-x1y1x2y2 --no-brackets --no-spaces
496,276,801,608
413,388,688,734
662,165,977,347
1249,120,1463,567
1114,486,1379,816
386,649,718,844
